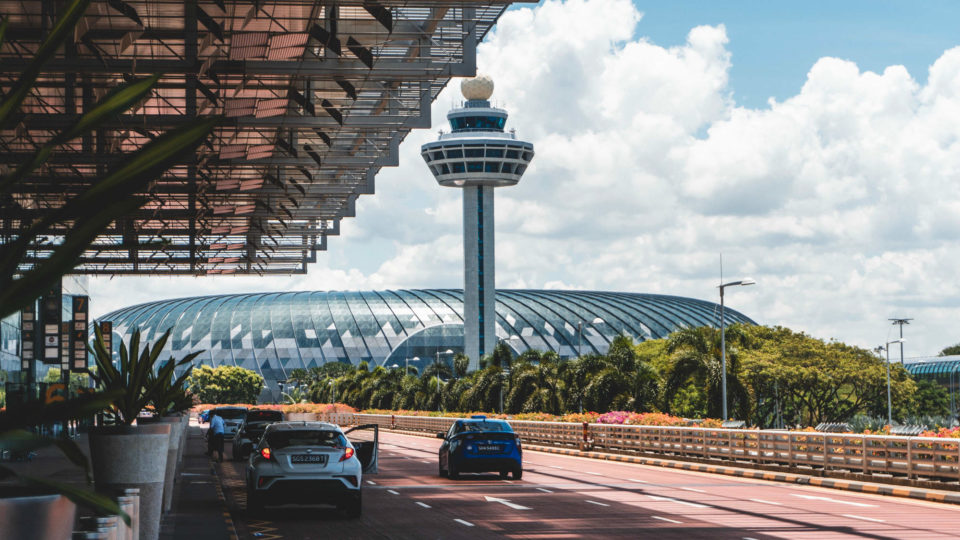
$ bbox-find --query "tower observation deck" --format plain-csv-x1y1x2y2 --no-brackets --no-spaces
421,75,535,370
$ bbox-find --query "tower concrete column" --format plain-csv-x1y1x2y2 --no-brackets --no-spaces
463,185,496,370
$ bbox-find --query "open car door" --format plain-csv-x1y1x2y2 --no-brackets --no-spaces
344,424,379,474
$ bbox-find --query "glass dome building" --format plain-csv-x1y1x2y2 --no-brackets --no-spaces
100,289,755,390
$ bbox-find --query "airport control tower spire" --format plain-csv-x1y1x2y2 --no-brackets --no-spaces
421,75,535,371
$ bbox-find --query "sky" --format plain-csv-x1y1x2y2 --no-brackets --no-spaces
90,0,960,359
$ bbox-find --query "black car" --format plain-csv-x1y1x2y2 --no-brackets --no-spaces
437,416,522,480
232,409,285,460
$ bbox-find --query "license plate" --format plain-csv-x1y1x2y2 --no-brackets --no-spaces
291,454,327,464
477,445,501,453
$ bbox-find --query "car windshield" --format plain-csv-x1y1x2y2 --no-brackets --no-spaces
214,409,247,420
461,421,511,432
266,430,346,449
246,411,283,422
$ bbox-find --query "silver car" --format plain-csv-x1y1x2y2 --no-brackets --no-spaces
245,422,378,517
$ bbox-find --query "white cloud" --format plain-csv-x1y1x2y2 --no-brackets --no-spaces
92,0,960,357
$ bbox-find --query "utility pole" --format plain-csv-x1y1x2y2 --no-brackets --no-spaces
889,318,912,363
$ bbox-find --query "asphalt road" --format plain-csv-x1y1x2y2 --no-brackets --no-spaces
217,431,960,539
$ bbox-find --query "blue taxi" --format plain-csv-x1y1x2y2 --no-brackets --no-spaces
437,416,522,480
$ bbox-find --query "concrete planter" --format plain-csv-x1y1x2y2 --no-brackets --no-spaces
177,414,189,466
0,487,76,540
89,424,170,540
285,412,317,421
138,416,183,513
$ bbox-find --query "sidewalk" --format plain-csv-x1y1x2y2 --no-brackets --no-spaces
160,419,236,539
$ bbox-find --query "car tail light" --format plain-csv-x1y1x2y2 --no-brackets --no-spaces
339,447,355,462
260,447,272,460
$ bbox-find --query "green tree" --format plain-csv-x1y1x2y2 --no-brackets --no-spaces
938,344,960,356
907,379,950,417
663,325,749,420
187,365,264,404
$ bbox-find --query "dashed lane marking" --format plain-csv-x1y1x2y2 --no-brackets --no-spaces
681,487,707,493
585,500,610,507
652,516,682,524
388,489,400,495
648,495,708,508
628,479,648,483
842,514,885,523
454,519,475,527
586,471,602,476
791,494,875,507
536,488,553,493
749,499,782,506
416,502,431,508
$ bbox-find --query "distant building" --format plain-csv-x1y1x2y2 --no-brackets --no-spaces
98,289,754,396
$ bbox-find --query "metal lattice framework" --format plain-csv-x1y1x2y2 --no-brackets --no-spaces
0,0,524,275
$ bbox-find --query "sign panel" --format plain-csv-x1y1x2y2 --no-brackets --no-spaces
20,303,36,373
40,282,62,365
60,321,71,372
72,296,90,371
44,383,67,404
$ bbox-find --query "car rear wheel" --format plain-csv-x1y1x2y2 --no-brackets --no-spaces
499,471,509,479
438,463,447,478
340,492,362,518
246,487,265,515
512,467,523,480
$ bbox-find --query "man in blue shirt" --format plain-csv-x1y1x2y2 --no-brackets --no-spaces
207,412,225,463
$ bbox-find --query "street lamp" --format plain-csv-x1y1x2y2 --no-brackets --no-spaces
577,317,604,358
719,278,755,421
327,379,337,404
498,335,518,414
879,338,905,426
409,356,420,376
435,349,453,411
276,380,286,404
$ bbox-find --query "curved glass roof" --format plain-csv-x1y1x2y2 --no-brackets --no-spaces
100,289,755,386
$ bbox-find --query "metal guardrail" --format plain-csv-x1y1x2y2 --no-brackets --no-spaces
321,413,960,485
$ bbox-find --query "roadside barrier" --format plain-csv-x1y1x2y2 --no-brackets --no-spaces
323,412,960,485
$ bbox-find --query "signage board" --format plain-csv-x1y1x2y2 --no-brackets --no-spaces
40,282,62,364
72,296,90,371
20,303,36,373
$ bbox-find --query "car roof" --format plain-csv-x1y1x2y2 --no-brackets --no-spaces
264,421,342,432
460,418,509,424
212,406,247,411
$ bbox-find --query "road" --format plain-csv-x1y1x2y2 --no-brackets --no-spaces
217,431,960,539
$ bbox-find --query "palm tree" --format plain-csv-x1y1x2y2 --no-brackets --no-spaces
663,325,748,419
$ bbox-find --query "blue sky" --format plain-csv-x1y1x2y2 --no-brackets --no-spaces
626,0,960,108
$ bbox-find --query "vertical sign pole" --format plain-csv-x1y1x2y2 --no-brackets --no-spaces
72,296,90,373
20,302,38,387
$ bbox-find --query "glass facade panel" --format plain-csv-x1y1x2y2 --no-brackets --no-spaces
96,289,754,393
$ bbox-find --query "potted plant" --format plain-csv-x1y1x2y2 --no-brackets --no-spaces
140,355,198,513
88,326,188,540
0,393,128,539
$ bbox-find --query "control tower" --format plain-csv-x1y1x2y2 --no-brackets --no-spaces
421,75,535,371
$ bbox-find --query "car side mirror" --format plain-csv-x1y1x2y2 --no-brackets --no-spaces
436,432,446,439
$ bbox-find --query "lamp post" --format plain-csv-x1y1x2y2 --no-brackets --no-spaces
276,380,285,404
410,356,419,376
498,335,518,414
436,349,453,411
328,379,336,404
880,338,905,426
719,278,755,421
577,317,604,358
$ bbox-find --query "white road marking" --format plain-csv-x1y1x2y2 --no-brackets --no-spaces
649,495,708,508
422,461,431,464
744,537,760,540
454,519,475,527
416,502,431,508
842,514,885,523
586,471,602,476
791,494,875,507
503,480,513,484
680,487,706,493
750,499,782,506
585,500,610,507
552,466,565,469
652,516,682,524
387,489,400,495
484,496,531,510
536,488,553,493
366,480,377,485
628,478,648,483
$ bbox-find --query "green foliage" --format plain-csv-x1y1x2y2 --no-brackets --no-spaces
908,379,951,417
146,353,200,415
282,386,308,405
89,327,195,425
938,343,960,357
187,365,264,404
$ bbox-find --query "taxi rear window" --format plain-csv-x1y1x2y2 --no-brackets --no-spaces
461,421,512,432
214,409,247,420
246,411,283,422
